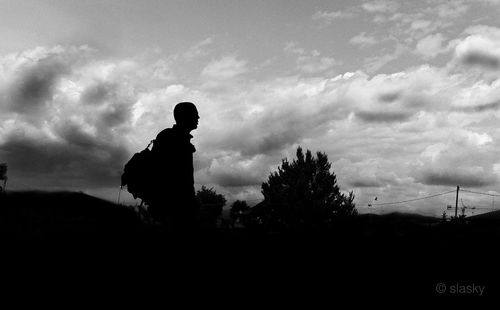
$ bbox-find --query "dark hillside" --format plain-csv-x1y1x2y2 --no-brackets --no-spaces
0,191,143,241
468,209,500,221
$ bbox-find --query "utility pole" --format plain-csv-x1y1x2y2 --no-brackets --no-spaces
455,186,460,218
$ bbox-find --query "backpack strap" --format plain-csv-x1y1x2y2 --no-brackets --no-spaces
146,139,155,150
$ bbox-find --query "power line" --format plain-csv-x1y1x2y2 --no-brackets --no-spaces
368,190,456,206
464,206,496,210
460,189,500,197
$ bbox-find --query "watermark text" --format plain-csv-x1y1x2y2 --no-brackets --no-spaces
435,282,485,296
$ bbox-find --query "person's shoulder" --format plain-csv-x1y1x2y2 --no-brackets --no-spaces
156,127,174,140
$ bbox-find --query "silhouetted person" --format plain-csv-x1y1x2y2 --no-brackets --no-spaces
149,102,200,233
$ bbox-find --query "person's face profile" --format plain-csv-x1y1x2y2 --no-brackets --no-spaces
174,102,199,131
190,109,199,130
182,107,199,130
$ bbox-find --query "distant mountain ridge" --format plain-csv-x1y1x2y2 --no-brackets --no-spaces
0,190,143,240
467,209,500,221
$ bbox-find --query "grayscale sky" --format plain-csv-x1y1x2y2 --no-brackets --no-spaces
1,0,500,215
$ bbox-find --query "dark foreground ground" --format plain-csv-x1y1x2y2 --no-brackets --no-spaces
1,191,499,303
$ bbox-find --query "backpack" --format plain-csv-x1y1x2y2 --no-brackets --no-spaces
121,140,155,204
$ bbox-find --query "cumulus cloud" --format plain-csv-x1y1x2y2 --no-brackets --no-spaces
368,2,472,49
0,46,90,116
204,77,348,157
312,10,353,26
349,32,378,48
364,43,406,73
478,0,500,6
412,131,499,188
205,155,266,187
0,45,139,192
201,55,247,80
338,65,455,124
454,25,500,70
296,55,337,74
184,37,213,60
435,1,468,19
362,0,399,13
335,157,402,192
416,33,448,59
284,42,305,55
284,43,338,74
410,20,432,31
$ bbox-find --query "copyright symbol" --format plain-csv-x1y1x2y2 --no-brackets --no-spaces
436,283,446,294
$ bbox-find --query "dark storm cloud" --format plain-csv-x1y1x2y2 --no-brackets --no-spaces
59,123,100,148
462,100,500,112
241,129,301,157
209,111,303,158
0,133,129,189
349,179,383,188
378,91,400,103
216,98,349,158
0,46,139,192
211,172,262,187
462,51,500,69
8,59,69,113
356,110,412,123
80,81,134,129
99,103,132,128
416,170,497,187
81,82,114,105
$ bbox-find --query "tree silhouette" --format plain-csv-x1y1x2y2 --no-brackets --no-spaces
259,146,357,231
441,211,447,223
196,186,226,228
230,200,250,223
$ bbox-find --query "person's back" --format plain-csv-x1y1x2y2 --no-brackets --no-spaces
152,125,195,200
148,102,200,231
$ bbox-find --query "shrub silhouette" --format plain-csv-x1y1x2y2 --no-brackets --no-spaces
256,146,357,231
196,186,226,229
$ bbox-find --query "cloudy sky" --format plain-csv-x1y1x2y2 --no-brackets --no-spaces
2,0,500,216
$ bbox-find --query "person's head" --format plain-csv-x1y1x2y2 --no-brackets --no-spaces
174,102,199,131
